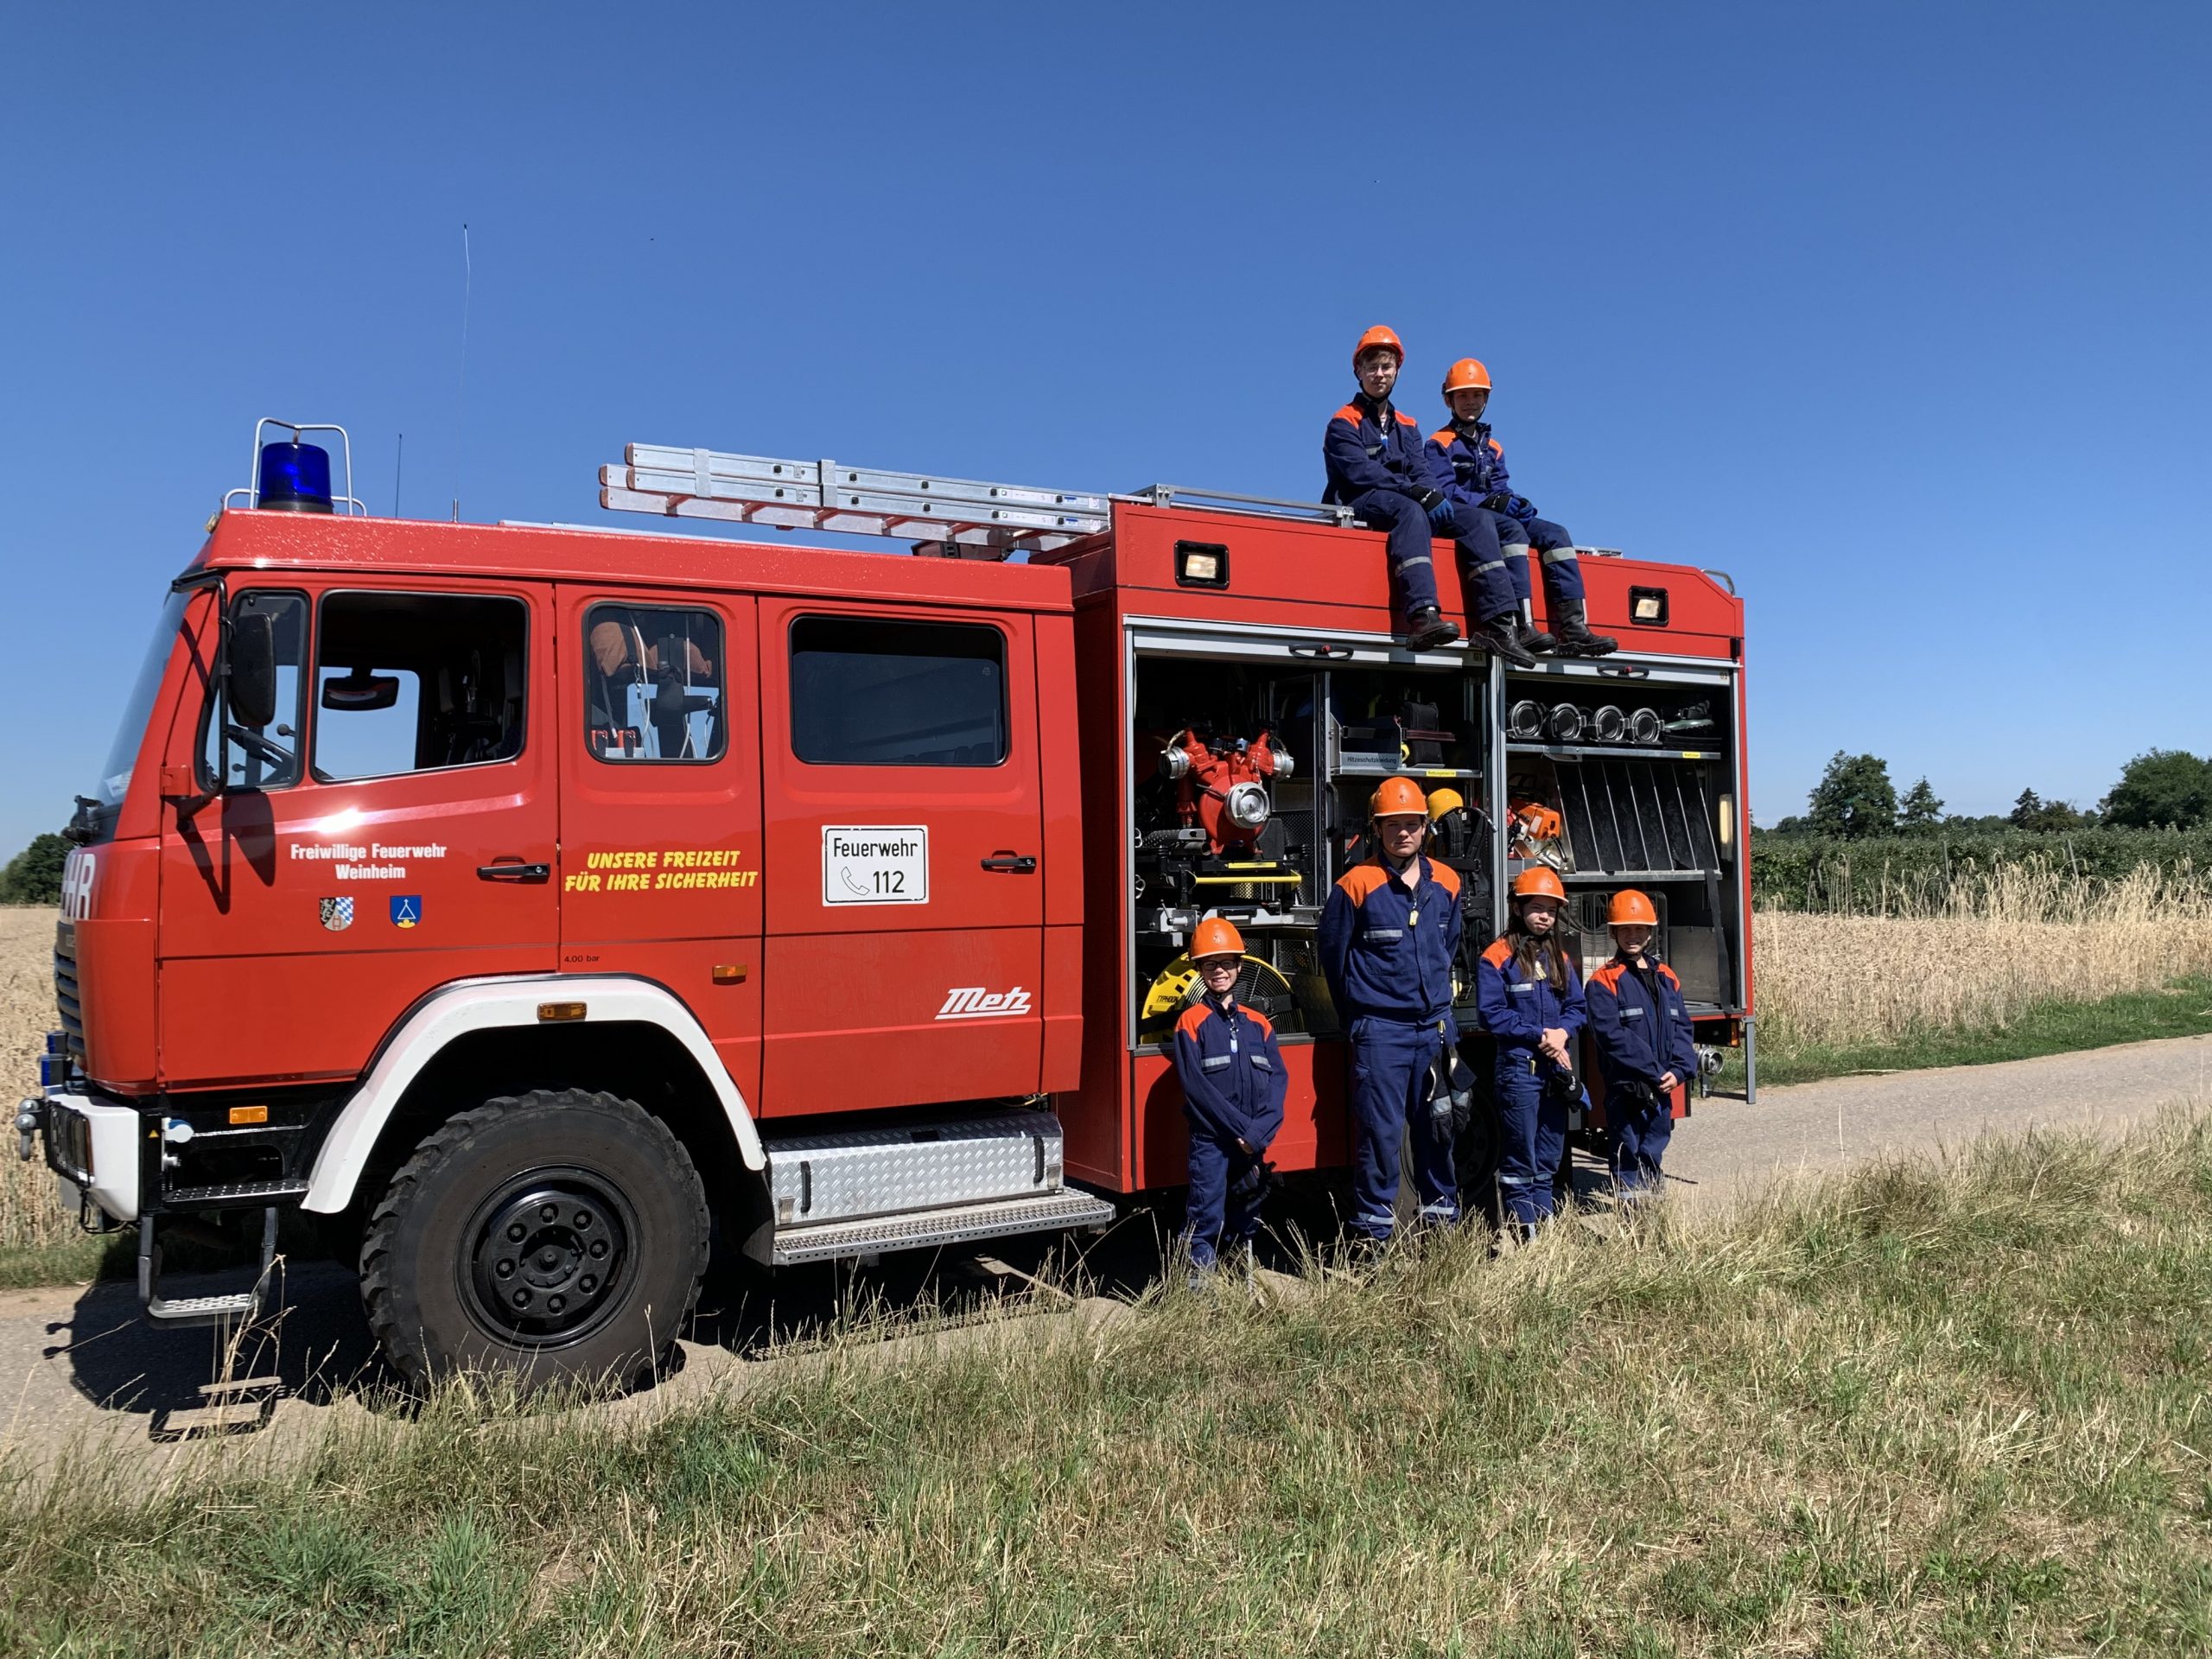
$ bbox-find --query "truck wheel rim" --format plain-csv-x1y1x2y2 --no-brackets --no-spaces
462,1168,637,1348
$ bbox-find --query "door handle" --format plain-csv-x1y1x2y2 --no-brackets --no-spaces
478,861,551,882
980,853,1038,874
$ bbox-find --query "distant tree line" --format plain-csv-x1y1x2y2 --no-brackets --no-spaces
0,833,67,906
1764,749,2212,840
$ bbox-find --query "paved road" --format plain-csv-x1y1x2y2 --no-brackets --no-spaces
3,1032,2206,1473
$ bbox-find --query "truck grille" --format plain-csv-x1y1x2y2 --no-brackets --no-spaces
52,922,85,1063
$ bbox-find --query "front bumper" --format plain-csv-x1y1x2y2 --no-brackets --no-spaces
33,1089,141,1224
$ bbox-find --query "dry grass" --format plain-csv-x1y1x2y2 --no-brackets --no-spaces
1753,860,2212,1052
4,1111,2211,1656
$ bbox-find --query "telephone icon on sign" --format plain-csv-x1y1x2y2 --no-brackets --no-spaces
840,868,871,898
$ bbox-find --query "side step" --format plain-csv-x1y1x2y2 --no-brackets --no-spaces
142,1205,279,1326
772,1190,1119,1266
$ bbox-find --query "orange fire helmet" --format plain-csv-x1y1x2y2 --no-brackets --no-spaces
1511,867,1567,902
1440,358,1491,396
1352,325,1404,368
1608,889,1658,926
1370,776,1428,819
1190,917,1246,960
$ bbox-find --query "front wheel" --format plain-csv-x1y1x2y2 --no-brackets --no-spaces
360,1090,709,1390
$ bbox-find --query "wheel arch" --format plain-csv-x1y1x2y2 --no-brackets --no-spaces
302,976,766,1220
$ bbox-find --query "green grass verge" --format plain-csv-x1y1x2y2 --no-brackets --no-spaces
5,1116,2212,1656
1726,973,2212,1090
0,1230,125,1292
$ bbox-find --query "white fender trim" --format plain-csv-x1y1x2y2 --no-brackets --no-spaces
301,976,766,1214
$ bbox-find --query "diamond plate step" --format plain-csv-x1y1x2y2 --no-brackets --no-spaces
772,1189,1119,1266
163,1179,309,1207
147,1290,261,1325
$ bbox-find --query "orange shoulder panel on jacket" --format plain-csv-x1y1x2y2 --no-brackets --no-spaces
1427,860,1462,898
1479,938,1514,969
1487,437,1503,455
1332,404,1365,427
1244,1007,1275,1039
1589,962,1626,992
1335,862,1391,904
1429,427,1459,448
1174,1003,1212,1040
1395,410,1420,426
1657,963,1683,990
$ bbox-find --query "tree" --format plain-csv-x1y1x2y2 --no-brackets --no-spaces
1805,752,1897,840
1897,778,1944,833
0,833,68,906
2100,749,2212,830
2010,788,2090,833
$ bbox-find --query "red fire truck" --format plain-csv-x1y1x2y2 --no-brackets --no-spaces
23,422,1752,1385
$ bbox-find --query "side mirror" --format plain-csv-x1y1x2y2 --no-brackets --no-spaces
227,613,277,728
321,669,400,712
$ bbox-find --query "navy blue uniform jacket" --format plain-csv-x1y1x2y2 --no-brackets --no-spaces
1474,936,1586,1073
1427,420,1535,523
1173,996,1287,1150
1586,955,1699,1089
1319,855,1464,1025
1324,395,1448,506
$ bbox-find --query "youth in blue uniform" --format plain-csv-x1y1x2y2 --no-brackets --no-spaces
1171,918,1288,1271
1319,777,1464,1242
1475,867,1587,1235
1427,359,1616,658
1324,327,1535,665
1584,889,1698,1200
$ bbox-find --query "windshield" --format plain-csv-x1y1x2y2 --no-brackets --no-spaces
93,588,192,808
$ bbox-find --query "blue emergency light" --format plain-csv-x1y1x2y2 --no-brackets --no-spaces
257,440,335,513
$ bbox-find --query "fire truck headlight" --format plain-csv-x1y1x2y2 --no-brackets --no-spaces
1224,782,1270,830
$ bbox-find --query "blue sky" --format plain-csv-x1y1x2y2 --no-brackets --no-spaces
2,2,2205,852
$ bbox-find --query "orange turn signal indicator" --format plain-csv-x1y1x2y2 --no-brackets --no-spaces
228,1104,269,1126
713,964,748,984
537,1002,588,1023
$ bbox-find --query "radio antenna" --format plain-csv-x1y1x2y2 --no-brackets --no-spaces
453,223,471,519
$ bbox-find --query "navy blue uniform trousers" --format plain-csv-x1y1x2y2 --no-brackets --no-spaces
1346,490,1519,626
1609,1085,1674,1197
1185,1133,1267,1266
1495,1052,1571,1227
1348,1015,1459,1239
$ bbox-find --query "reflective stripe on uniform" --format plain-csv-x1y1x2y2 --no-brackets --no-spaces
1397,555,1433,571
1541,546,1579,564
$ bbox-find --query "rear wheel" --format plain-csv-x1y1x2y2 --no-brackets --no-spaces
360,1090,709,1390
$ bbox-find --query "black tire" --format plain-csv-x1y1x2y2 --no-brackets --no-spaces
360,1090,709,1391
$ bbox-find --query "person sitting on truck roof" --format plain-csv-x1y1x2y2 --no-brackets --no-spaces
1584,889,1697,1204
1476,867,1588,1240
1427,359,1617,658
1172,917,1287,1282
1324,327,1535,667
1319,776,1465,1247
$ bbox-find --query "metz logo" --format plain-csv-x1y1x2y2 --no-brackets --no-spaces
936,986,1033,1020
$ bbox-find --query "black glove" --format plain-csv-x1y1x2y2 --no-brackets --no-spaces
1478,492,1513,513
1414,488,1444,512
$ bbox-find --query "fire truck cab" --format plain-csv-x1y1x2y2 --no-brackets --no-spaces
26,428,1751,1387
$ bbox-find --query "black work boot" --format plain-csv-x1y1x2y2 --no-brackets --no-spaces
1404,604,1462,652
1471,609,1539,667
1517,600,1558,657
1553,600,1618,657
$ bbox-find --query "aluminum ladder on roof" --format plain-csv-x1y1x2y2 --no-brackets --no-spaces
600,445,1114,555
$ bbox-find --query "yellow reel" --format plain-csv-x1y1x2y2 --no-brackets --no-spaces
1139,950,1295,1039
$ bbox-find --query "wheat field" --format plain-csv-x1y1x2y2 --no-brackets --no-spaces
1752,860,2212,1052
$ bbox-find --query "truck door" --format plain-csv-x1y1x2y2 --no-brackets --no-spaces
158,581,557,1089
756,600,1046,1116
555,588,764,1109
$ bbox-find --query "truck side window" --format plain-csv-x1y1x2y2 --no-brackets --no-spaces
584,605,726,763
199,590,308,791
311,592,528,782
790,616,1007,766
